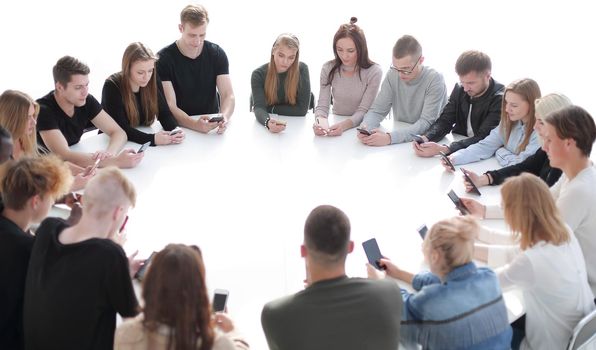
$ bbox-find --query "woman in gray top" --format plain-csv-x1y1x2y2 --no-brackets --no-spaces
313,17,382,137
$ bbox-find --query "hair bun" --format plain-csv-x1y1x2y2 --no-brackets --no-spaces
349,17,357,25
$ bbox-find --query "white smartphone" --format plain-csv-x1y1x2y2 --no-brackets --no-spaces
213,289,229,312
169,127,182,135
316,116,329,130
137,141,150,153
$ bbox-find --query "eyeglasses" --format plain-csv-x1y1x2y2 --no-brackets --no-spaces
390,56,421,75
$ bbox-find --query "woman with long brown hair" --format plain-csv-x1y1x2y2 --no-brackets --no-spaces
102,42,184,146
114,244,248,350
0,90,39,159
251,33,311,133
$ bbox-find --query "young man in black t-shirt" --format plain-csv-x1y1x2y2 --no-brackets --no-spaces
158,4,235,134
37,56,144,169
0,156,72,350
23,167,139,350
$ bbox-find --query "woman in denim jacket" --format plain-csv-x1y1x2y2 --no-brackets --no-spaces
368,216,512,349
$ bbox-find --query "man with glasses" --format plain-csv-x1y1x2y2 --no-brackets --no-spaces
414,50,504,157
358,35,447,146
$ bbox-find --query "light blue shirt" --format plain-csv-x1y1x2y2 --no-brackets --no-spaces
451,120,540,166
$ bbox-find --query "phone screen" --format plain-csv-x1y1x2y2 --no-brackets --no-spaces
410,134,425,144
362,238,385,270
461,168,481,195
209,114,224,123
357,127,371,136
213,291,229,312
417,224,428,239
137,141,150,153
439,152,455,171
169,127,182,135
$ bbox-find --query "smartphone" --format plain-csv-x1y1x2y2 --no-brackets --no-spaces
134,251,156,281
169,127,182,135
447,189,470,215
439,151,455,171
417,224,428,239
357,127,372,136
461,168,481,195
410,134,425,144
84,158,101,176
274,120,287,126
208,114,224,123
362,238,386,270
137,141,150,153
119,215,129,233
213,289,229,313
315,117,329,130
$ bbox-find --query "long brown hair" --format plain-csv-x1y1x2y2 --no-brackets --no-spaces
0,90,40,158
142,244,215,350
326,17,375,85
501,173,569,250
265,33,300,106
119,42,159,127
501,78,541,152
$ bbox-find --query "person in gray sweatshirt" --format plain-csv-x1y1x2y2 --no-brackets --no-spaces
358,35,447,146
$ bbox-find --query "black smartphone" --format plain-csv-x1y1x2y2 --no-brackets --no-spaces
461,168,481,195
410,134,425,144
447,190,470,215
208,114,224,123
357,127,372,136
134,252,156,281
417,224,428,239
137,141,150,153
439,151,455,171
362,238,386,270
213,289,229,313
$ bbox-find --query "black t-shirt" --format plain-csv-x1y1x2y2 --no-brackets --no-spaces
23,217,138,350
101,73,178,145
157,41,229,115
36,91,103,147
0,207,34,350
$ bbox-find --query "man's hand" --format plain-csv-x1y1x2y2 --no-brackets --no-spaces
359,129,390,146
195,115,221,133
459,198,486,219
413,141,449,157
107,149,144,169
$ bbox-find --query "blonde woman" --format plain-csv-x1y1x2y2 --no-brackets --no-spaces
462,93,571,191
443,78,541,168
368,216,511,349
251,33,311,133
0,90,39,159
484,174,594,349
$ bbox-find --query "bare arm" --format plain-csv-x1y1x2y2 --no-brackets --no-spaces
161,81,198,130
91,110,127,155
39,129,98,167
216,74,235,120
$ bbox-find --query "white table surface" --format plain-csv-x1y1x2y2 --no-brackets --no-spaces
67,112,523,349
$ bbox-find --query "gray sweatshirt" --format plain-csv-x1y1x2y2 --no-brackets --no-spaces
362,66,447,144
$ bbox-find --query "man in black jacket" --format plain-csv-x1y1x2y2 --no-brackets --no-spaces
413,51,504,156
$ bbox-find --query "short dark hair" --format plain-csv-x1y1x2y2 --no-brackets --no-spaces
544,105,596,157
455,50,492,76
392,35,421,59
52,56,90,87
304,205,351,264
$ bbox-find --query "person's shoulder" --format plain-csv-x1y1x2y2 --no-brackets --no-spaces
423,66,445,81
36,217,67,235
299,61,309,70
490,78,505,95
105,72,122,88
37,91,59,114
365,63,383,75
115,314,146,346
157,42,177,57
204,40,226,55
252,63,269,77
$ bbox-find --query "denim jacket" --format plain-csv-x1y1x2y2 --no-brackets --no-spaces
401,262,512,350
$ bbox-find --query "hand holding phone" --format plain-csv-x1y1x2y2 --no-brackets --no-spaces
357,127,372,136
461,168,481,195
208,114,224,123
315,117,329,130
134,252,156,281
417,224,428,239
447,190,470,215
213,289,229,313
439,151,456,171
169,127,182,135
362,238,386,270
137,141,150,153
410,134,425,144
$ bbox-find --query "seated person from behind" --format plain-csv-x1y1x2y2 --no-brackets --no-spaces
114,244,249,350
358,34,447,146
251,33,311,133
102,42,185,147
23,167,140,350
0,155,72,350
368,216,512,350
36,56,143,169
261,205,403,350
414,50,504,157
442,78,541,169
157,4,234,134
312,17,382,136
461,93,571,191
